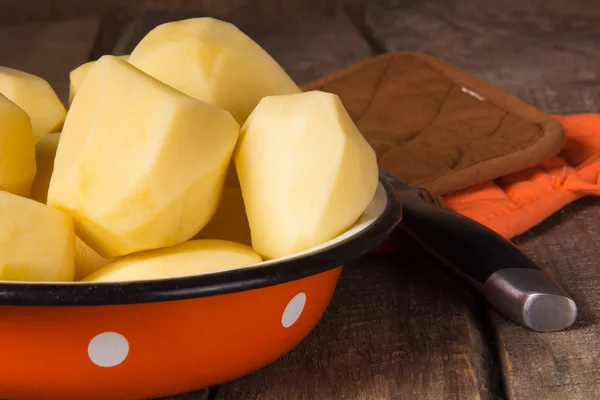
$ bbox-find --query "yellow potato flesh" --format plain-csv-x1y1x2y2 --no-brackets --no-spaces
68,55,129,105
129,17,301,124
0,94,36,197
83,239,262,282
74,236,110,281
47,55,239,258
27,132,110,279
29,131,60,203
0,66,66,142
193,187,252,246
0,191,75,282
193,161,250,245
224,160,240,188
235,90,379,259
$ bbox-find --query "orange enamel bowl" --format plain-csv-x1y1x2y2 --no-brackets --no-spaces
0,177,400,400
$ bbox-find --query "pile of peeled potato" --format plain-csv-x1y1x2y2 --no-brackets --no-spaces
0,18,378,283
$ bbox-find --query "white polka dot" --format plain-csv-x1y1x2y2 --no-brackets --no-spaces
88,332,129,367
282,292,306,328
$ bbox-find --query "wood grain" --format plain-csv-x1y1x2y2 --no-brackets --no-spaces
365,0,600,113
231,11,375,85
155,388,212,400
0,17,100,104
216,250,499,400
497,198,600,400
0,0,366,25
111,10,374,85
367,1,600,398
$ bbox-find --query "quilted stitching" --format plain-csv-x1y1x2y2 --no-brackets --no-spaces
303,52,563,195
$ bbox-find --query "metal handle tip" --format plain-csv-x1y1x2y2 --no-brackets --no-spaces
483,269,577,332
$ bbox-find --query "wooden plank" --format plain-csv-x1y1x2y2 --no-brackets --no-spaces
365,0,600,113
0,0,53,25
367,1,600,398
231,11,374,84
0,0,366,25
111,10,374,85
497,198,600,400
512,84,600,115
215,250,500,399
0,17,101,104
155,388,211,400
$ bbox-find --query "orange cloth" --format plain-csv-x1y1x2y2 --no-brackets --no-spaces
444,114,600,238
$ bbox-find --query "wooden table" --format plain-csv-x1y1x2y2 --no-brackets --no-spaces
1,1,599,398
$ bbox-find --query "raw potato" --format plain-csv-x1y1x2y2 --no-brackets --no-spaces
193,187,252,246
194,162,251,245
0,94,36,196
29,132,61,203
74,236,110,280
0,191,75,282
224,160,240,188
83,240,262,282
235,90,379,259
47,55,239,258
0,66,66,142
28,132,109,279
69,55,129,104
128,17,301,124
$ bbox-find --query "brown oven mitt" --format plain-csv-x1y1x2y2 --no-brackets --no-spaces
301,52,565,195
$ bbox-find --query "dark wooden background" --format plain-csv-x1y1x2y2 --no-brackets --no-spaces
1,0,599,399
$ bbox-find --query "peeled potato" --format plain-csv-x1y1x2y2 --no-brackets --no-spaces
74,236,110,280
0,66,66,142
224,160,240,188
235,90,378,259
27,132,109,279
128,17,301,124
47,55,239,258
0,191,75,282
83,240,262,282
69,55,129,105
193,187,251,246
0,94,36,197
194,162,250,245
29,132,60,203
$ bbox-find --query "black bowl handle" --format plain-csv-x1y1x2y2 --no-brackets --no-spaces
382,171,577,332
